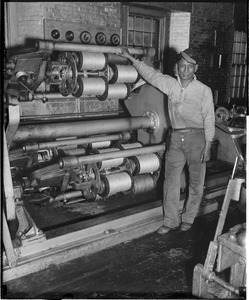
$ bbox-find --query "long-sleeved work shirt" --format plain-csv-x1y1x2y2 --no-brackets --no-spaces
133,60,215,142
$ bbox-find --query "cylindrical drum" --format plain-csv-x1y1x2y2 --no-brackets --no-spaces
108,64,139,84
97,83,130,101
77,52,107,71
99,172,132,197
73,76,108,97
130,153,161,175
131,174,156,196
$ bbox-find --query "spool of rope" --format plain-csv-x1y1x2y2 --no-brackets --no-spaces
91,140,111,149
72,76,108,98
77,52,107,71
131,174,156,196
99,172,132,197
95,148,125,170
108,64,140,84
130,153,161,175
97,83,131,101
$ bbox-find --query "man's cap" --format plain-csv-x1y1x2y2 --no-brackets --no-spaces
178,48,198,64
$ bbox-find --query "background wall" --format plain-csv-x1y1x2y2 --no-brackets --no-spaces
5,2,241,105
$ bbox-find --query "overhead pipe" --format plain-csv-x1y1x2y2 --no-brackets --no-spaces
13,117,153,143
59,144,166,169
23,132,131,152
38,40,156,57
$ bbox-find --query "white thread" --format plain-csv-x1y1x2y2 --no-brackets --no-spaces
81,77,107,96
112,65,138,83
133,153,160,174
79,52,107,71
132,174,156,195
107,84,129,99
102,172,132,197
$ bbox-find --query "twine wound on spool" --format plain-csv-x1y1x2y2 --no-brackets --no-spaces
97,83,131,101
131,174,156,196
73,76,108,97
130,153,161,175
99,172,132,197
108,64,139,84
77,52,107,71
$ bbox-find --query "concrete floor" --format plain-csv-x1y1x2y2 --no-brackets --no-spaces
3,199,245,299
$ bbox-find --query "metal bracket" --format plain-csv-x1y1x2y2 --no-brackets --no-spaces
5,98,20,149
143,110,160,131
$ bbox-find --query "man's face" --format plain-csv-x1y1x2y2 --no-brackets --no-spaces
177,58,198,81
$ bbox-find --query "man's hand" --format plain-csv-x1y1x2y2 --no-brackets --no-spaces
117,46,135,63
200,141,212,163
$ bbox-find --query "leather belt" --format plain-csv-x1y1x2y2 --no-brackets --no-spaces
172,127,204,133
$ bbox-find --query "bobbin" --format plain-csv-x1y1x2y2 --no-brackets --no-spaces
130,173,157,196
97,83,131,101
77,52,107,71
72,75,108,98
129,152,161,176
99,171,132,198
108,63,140,84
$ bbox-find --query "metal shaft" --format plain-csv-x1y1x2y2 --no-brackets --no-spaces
38,40,156,57
13,117,152,143
59,144,166,169
23,132,131,152
29,92,76,101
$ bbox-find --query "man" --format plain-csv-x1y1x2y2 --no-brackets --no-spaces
118,47,215,234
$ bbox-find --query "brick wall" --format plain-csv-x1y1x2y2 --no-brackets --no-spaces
14,2,121,45
190,2,234,104
8,1,236,104
16,2,45,42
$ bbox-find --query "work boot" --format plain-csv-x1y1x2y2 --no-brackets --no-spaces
180,222,192,231
157,225,177,235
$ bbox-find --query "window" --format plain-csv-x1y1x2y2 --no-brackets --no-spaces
128,15,159,56
122,5,169,72
230,31,247,100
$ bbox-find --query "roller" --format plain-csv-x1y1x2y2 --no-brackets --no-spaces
25,92,76,101
13,117,153,143
38,40,156,57
23,132,131,152
59,144,166,169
